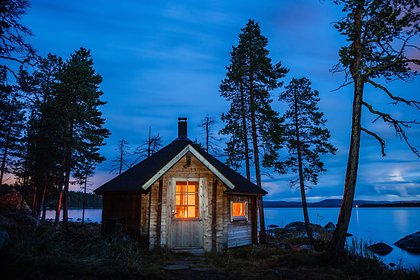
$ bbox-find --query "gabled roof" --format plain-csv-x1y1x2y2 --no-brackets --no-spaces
94,139,266,196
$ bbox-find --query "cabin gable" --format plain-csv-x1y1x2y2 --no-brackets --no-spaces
96,118,265,253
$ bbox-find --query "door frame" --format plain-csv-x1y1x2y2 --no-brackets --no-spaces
168,177,205,248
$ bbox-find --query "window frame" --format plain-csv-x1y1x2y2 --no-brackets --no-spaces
230,201,248,222
174,180,200,219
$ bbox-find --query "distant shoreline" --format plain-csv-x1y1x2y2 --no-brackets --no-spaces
263,205,420,208
263,199,420,208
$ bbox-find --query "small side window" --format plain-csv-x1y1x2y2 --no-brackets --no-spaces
230,201,247,221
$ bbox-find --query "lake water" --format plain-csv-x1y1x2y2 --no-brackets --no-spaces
47,207,420,269
265,207,420,269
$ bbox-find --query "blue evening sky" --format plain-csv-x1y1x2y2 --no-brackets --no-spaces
20,0,419,201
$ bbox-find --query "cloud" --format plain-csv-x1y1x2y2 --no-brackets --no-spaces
21,0,419,202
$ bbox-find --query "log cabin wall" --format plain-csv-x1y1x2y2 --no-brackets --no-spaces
226,195,254,248
133,152,256,252
102,193,141,238
142,152,229,252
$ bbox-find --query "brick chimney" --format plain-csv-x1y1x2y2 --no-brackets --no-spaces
177,117,188,139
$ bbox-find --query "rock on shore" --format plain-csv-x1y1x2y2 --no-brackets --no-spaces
367,242,393,256
395,231,420,254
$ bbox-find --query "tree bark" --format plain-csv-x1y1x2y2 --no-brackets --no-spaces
240,81,251,181
82,174,87,224
293,91,314,242
328,1,364,256
62,118,73,228
55,185,63,228
205,120,209,153
249,68,266,243
0,117,12,185
38,183,47,220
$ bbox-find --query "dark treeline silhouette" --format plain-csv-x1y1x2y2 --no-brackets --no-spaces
66,191,102,209
0,1,109,227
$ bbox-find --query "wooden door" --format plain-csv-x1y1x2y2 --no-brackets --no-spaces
169,180,204,248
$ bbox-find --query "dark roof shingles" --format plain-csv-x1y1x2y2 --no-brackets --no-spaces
94,139,266,195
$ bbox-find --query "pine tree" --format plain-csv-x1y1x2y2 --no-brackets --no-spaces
0,0,36,76
280,77,336,243
16,54,64,218
54,47,110,226
0,67,25,185
328,0,419,255
220,20,288,242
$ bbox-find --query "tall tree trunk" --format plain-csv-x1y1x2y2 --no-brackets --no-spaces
293,93,314,242
39,183,47,221
147,127,151,157
0,147,9,185
55,184,63,227
328,2,364,256
32,186,38,217
205,120,209,153
63,155,70,227
63,118,73,228
119,141,123,175
0,118,12,185
240,81,251,181
82,173,87,224
249,71,266,243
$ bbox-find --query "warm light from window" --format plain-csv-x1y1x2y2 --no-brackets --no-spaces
175,181,199,218
231,202,246,218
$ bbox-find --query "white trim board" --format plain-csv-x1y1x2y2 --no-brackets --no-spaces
141,144,235,190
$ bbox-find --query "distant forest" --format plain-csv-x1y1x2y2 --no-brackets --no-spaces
67,191,102,209
45,191,102,209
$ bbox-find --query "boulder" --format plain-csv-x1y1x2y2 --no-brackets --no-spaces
395,231,420,254
323,222,336,232
284,222,306,232
367,242,393,256
0,188,31,213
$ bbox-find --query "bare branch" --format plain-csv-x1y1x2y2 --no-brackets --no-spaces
407,44,420,51
362,101,420,157
331,80,354,92
366,79,420,109
361,127,386,156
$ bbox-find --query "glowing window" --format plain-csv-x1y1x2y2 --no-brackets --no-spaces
175,181,199,219
231,202,247,221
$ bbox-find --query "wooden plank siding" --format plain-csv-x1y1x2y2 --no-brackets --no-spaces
107,152,258,252
102,193,141,239
227,196,254,248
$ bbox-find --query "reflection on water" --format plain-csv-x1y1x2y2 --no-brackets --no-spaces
265,207,420,269
45,208,102,223
392,209,408,233
355,207,359,224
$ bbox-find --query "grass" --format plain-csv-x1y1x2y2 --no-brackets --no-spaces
1,217,419,280
1,220,173,279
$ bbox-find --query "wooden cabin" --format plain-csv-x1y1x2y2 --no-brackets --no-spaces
94,118,266,253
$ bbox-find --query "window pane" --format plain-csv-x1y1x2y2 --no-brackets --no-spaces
187,206,197,218
176,206,186,218
176,184,186,193
175,181,199,219
232,202,245,217
187,194,196,205
187,183,197,193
